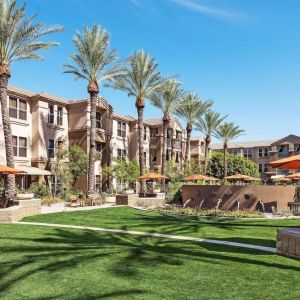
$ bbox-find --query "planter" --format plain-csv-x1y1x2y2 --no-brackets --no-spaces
16,193,34,200
104,196,116,203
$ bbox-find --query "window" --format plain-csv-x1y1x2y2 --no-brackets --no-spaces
258,148,268,157
150,128,158,137
175,151,180,163
48,104,54,124
57,106,63,126
278,145,289,157
9,97,27,120
12,136,27,157
19,137,27,157
48,139,55,158
96,112,102,129
57,140,64,151
295,144,300,153
143,126,147,141
259,164,268,173
243,148,253,158
12,136,18,156
230,149,239,155
144,152,147,165
117,121,126,138
167,129,173,139
151,150,157,162
96,142,102,153
117,149,126,161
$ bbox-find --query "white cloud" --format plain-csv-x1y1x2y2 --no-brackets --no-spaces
172,0,246,19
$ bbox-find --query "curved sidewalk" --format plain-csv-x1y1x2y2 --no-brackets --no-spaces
16,221,277,254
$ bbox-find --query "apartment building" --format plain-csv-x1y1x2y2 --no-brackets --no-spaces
144,118,186,172
210,134,300,178
190,137,206,162
0,86,69,189
68,97,113,191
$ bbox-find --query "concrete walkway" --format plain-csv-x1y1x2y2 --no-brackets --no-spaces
16,221,277,254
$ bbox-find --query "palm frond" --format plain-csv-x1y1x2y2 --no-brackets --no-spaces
195,110,227,136
213,122,245,143
106,50,164,100
175,92,213,126
0,0,63,64
64,24,121,85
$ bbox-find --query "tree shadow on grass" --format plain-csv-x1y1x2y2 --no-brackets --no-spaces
1,226,300,299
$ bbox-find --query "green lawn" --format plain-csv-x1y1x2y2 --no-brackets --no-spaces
1,223,300,299
24,207,300,247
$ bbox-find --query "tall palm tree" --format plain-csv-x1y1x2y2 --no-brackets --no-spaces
64,25,122,198
0,0,63,207
195,110,227,174
107,50,163,193
149,79,184,179
213,122,245,178
175,93,212,161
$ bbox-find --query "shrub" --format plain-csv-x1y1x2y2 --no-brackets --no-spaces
158,207,264,218
27,182,51,199
165,182,183,204
208,152,259,178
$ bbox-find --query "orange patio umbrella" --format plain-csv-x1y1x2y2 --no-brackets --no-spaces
286,173,300,180
224,174,259,181
185,174,210,181
0,165,26,175
269,154,300,170
137,172,168,181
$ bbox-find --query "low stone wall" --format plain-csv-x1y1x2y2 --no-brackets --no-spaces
0,198,41,224
277,228,300,260
116,193,165,208
181,185,296,212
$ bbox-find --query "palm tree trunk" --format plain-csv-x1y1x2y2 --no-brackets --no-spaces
87,89,98,199
0,71,15,208
136,98,145,194
223,142,228,178
204,134,211,175
185,124,192,161
161,115,169,191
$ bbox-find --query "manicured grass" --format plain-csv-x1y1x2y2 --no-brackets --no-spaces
1,224,300,299
23,207,300,247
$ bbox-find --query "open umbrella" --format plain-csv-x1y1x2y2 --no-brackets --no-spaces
269,154,300,170
224,174,259,181
137,172,168,181
185,174,210,181
0,165,26,175
286,173,300,180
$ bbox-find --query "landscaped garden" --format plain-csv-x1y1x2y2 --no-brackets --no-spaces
1,207,300,299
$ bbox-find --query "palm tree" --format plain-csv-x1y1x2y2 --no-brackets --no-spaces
195,110,227,175
64,25,122,199
149,79,184,179
0,0,63,207
107,50,163,193
175,93,212,161
213,122,245,178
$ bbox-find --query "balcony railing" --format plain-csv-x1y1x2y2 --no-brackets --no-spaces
174,140,181,149
278,152,289,158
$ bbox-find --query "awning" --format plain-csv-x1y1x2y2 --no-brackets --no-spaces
15,165,52,176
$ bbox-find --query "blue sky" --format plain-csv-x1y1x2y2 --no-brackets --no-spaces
9,0,300,141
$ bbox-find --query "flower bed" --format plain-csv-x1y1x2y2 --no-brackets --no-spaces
157,207,264,218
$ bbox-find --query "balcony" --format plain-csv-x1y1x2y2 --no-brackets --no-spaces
278,151,289,158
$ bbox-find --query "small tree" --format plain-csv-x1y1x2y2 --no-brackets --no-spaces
68,145,88,187
208,152,259,179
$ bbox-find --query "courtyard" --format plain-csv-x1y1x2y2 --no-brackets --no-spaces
1,207,300,299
